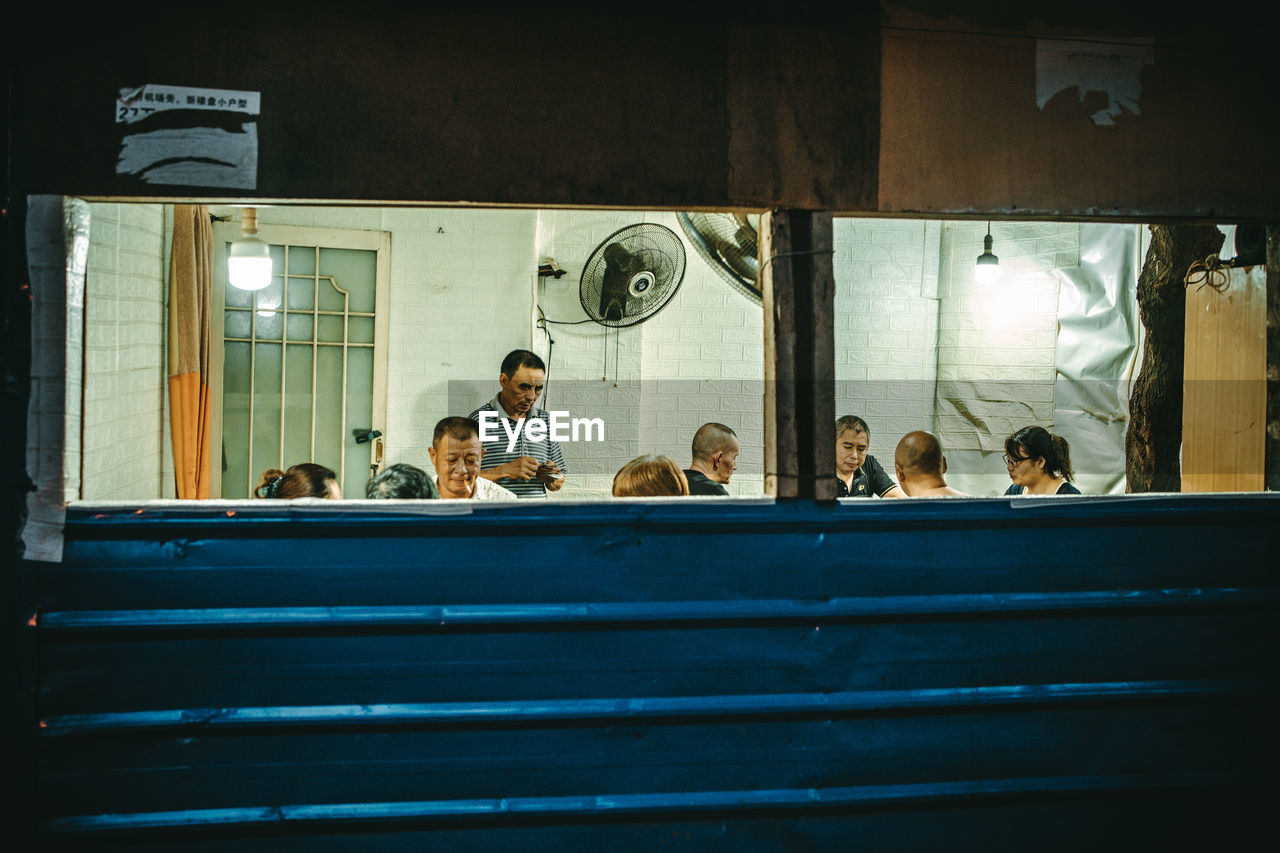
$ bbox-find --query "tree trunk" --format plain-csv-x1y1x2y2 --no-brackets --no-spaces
1125,224,1224,492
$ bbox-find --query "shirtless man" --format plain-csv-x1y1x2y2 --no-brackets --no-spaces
893,430,966,497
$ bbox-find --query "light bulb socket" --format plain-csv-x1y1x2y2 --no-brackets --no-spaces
975,229,1000,283
228,206,273,291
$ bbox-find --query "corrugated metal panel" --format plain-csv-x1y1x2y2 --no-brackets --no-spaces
35,496,1280,850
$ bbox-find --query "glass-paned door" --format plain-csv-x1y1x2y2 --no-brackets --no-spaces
212,222,389,498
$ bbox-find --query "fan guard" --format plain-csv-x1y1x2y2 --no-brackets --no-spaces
676,211,762,305
579,223,687,328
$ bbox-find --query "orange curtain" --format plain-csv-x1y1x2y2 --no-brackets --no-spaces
168,205,213,499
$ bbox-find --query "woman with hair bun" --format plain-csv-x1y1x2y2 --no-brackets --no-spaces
1002,426,1081,496
255,463,341,500
612,454,690,497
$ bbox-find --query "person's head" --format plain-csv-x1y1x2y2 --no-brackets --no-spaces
1004,425,1074,486
835,415,871,480
613,454,690,497
366,463,437,499
255,463,341,500
497,349,546,420
429,417,485,499
895,430,947,484
690,422,740,484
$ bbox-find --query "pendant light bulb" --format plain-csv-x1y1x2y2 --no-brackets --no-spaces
228,207,273,292
975,222,1001,284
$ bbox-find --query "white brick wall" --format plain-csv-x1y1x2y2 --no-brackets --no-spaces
637,212,764,498
81,202,170,500
532,210,766,498
383,208,536,474
834,217,940,465
529,210,644,497
833,219,1091,496
25,197,88,560
935,221,1074,495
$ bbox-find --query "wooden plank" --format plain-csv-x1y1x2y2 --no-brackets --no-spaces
761,212,786,498
760,211,836,499
16,9,880,211
1267,226,1280,491
1182,266,1267,491
726,14,879,209
17,10,734,208
877,7,1280,220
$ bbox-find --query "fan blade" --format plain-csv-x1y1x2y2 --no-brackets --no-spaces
603,242,640,273
600,269,631,321
581,222,687,327
676,211,763,305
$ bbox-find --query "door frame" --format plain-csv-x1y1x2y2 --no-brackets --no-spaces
210,221,391,497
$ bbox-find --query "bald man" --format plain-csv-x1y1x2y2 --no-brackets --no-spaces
683,423,739,496
894,431,967,497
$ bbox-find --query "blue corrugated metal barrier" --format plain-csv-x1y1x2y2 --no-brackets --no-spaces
33,495,1280,850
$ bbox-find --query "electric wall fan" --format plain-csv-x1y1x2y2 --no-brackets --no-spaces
579,223,687,327
676,211,762,305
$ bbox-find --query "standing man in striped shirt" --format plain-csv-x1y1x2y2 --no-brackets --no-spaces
468,350,567,498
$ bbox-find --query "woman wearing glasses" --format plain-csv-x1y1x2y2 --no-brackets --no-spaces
1002,425,1081,495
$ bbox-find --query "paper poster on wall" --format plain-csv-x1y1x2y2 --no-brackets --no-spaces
1035,38,1153,127
115,84,260,189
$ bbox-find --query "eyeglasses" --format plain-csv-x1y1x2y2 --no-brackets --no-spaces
1002,454,1028,466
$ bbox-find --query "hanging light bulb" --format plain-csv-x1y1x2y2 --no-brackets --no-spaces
974,221,1001,284
228,207,273,291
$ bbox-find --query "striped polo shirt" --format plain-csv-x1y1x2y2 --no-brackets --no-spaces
467,396,568,499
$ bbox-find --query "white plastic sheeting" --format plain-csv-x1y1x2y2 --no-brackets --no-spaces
938,222,1142,497
1051,223,1143,495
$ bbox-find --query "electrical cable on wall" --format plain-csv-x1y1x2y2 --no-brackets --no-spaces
537,222,687,391
535,308,606,407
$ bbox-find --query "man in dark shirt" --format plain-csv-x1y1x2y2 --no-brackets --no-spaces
835,415,905,498
682,423,739,496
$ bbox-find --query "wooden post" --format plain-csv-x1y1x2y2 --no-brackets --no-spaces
761,210,836,500
1267,226,1280,491
1182,265,1267,492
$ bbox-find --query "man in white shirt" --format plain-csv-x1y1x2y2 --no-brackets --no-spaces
429,417,517,501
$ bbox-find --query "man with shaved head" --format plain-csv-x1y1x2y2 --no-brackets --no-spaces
894,430,966,497
682,423,739,496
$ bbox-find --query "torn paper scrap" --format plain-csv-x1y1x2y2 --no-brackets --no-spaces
117,124,259,190
116,84,260,125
